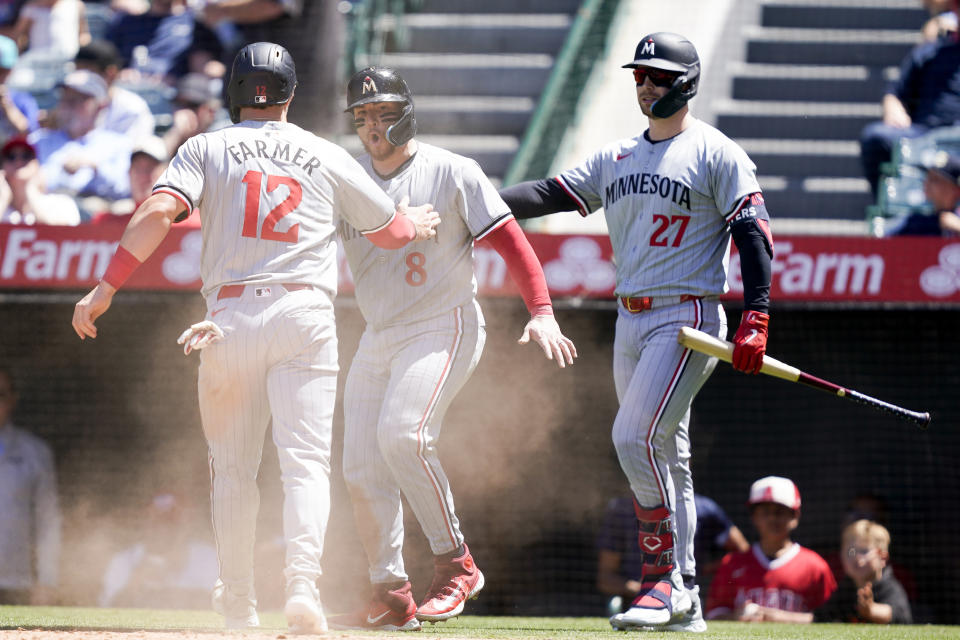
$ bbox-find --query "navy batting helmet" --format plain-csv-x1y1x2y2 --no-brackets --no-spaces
345,66,416,146
227,42,297,124
623,32,700,118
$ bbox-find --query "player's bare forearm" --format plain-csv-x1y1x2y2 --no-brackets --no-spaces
118,193,184,261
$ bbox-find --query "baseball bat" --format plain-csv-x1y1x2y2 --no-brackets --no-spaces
677,326,932,429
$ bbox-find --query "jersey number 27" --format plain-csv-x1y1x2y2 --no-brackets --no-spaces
240,170,302,242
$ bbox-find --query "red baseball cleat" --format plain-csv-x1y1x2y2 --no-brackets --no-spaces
328,580,421,631
416,543,485,623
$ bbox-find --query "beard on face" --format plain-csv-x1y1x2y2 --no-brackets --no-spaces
362,129,398,162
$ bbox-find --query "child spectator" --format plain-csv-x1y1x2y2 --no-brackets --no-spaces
705,476,837,623
816,519,913,624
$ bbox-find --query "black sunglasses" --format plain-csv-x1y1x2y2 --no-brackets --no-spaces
2,149,34,162
632,67,681,88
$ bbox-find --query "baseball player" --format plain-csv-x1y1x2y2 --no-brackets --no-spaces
331,66,577,631
499,32,774,633
71,43,439,633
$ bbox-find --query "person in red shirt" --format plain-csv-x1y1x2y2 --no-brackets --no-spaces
706,476,837,623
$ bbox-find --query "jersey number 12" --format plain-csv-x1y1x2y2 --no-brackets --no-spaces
240,170,302,242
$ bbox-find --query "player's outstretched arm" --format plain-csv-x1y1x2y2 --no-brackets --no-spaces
397,195,439,241
72,193,186,340
479,218,577,368
500,178,581,219
365,195,440,248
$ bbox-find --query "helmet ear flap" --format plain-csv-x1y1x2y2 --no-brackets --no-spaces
385,102,417,146
650,67,699,119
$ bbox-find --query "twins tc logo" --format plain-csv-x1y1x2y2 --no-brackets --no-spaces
362,76,377,94
254,85,267,103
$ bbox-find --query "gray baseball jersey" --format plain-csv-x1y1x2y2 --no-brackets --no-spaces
555,118,762,581
556,118,761,298
154,120,398,619
156,120,398,298
338,142,512,329
340,142,508,585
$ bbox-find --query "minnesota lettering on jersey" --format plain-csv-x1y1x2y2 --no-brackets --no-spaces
604,172,691,210
227,139,322,175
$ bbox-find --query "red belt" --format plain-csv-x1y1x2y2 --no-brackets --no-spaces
217,283,313,300
619,294,700,314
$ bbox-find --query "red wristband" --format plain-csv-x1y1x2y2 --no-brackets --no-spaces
101,246,142,289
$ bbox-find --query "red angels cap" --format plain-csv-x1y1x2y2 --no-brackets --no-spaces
747,475,801,511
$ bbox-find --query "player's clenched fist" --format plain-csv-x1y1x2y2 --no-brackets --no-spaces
518,313,578,368
397,195,440,241
731,310,769,374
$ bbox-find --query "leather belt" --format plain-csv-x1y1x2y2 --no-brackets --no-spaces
619,294,701,314
217,283,313,301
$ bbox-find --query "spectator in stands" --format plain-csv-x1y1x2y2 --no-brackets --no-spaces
29,68,131,205
98,492,218,609
815,519,913,624
92,134,198,226
705,476,836,623
73,39,156,141
197,0,300,47
7,0,89,59
860,0,960,198
0,366,61,605
0,134,79,223
107,0,225,83
923,0,958,42
886,150,960,235
824,492,919,602
0,34,39,142
0,0,26,33
162,71,222,156
597,492,749,616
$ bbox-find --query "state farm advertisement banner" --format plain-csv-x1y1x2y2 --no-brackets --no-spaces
2,223,959,304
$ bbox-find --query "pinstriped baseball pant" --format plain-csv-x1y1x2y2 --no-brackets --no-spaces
342,301,485,585
198,287,338,613
611,297,725,579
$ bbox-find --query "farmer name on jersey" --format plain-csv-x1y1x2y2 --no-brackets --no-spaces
605,172,691,210
227,139,323,175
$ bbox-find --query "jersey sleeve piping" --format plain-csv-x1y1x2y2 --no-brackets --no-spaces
474,213,514,241
554,175,590,217
153,184,194,212
360,209,397,235
724,194,750,225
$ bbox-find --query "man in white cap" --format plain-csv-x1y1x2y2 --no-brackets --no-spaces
705,476,836,623
29,69,132,202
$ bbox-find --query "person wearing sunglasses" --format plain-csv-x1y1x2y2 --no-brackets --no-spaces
500,31,774,633
0,135,80,225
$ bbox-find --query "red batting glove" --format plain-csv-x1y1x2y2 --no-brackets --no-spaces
732,310,769,374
